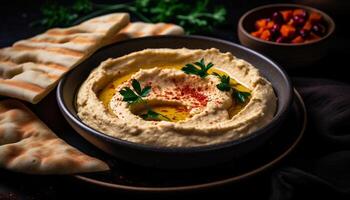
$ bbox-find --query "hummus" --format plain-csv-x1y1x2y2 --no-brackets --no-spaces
76,48,277,147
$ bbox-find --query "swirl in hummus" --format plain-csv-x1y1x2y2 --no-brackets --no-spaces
76,48,277,147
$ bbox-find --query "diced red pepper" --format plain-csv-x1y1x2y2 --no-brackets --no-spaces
303,20,313,31
251,27,265,37
255,19,267,29
308,32,321,41
267,21,275,29
309,11,322,23
250,8,326,44
291,36,304,43
293,9,307,17
260,30,271,41
280,10,293,21
280,25,296,38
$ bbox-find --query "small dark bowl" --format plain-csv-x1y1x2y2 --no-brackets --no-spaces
57,36,293,169
238,4,335,68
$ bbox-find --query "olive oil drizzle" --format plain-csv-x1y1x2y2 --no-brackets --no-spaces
98,65,251,121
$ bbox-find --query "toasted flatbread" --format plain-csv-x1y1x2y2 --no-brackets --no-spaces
0,99,109,174
107,22,184,45
0,13,130,104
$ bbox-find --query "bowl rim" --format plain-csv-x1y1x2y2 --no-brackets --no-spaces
74,89,306,192
57,35,293,153
238,3,335,46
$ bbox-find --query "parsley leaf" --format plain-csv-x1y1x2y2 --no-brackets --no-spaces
233,89,251,104
119,79,151,104
181,58,214,78
119,87,141,104
131,79,142,95
141,86,151,97
212,72,231,91
182,64,199,75
119,79,169,121
213,72,251,103
140,109,170,121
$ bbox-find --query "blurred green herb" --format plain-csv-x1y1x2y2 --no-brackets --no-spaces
176,0,226,33
30,0,92,27
31,0,227,34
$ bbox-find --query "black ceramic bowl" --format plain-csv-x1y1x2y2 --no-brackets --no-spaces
57,36,293,169
238,4,335,68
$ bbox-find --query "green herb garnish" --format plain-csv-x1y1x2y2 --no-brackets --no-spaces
119,79,151,104
140,109,170,121
212,72,231,91
233,90,251,104
213,73,251,103
32,0,227,34
119,79,170,121
181,58,214,78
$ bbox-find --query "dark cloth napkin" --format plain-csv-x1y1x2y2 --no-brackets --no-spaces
269,78,350,200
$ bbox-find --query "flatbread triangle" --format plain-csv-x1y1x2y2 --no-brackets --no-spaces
0,99,109,174
0,13,130,104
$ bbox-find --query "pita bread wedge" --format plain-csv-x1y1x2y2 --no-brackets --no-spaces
0,13,129,104
107,22,184,45
0,99,109,174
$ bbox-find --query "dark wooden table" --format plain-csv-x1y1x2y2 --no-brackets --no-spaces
1,0,349,199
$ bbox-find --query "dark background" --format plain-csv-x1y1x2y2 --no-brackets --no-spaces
1,0,350,199
1,0,350,82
